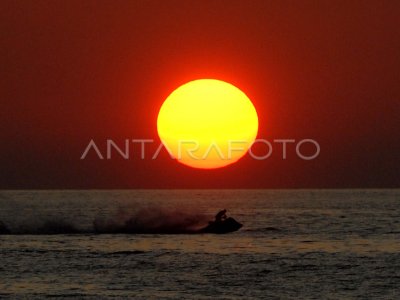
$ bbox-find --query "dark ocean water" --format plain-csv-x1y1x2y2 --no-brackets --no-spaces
0,189,399,299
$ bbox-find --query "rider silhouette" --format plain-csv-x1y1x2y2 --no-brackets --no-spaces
215,209,227,222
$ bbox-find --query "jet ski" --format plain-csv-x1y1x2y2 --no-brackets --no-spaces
200,217,242,234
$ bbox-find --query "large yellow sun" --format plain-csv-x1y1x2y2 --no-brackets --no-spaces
157,79,258,169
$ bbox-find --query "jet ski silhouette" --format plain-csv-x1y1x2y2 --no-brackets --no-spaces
200,209,243,234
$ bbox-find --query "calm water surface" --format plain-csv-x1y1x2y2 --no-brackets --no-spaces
0,189,399,299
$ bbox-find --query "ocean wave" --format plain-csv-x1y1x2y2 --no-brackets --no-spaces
244,227,282,233
108,250,146,255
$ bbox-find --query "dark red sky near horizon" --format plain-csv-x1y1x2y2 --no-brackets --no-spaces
1,1,399,188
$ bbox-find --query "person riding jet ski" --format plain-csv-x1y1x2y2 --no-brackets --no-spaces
200,209,242,234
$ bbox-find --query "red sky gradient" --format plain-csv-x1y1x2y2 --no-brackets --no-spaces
1,1,399,188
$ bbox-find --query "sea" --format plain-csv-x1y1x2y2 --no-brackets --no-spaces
0,189,399,299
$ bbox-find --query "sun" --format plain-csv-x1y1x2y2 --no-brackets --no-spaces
157,79,258,169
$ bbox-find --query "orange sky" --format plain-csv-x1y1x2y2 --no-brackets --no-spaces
1,0,399,188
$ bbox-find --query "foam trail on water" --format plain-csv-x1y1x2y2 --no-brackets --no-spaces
94,207,209,234
0,207,210,235
0,220,10,234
